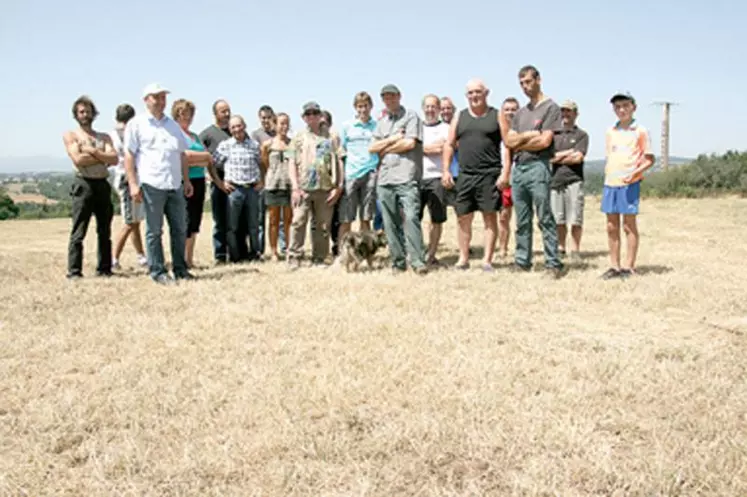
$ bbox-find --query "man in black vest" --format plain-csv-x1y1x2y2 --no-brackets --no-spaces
442,79,508,272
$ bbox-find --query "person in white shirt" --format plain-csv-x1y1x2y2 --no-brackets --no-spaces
420,94,449,265
110,104,147,269
124,83,193,284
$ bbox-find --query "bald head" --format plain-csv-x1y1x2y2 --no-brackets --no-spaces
229,115,247,140
465,78,489,112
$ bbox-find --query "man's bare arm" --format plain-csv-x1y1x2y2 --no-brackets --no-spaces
185,150,212,167
514,130,554,152
63,132,101,167
424,139,445,155
556,150,585,165
442,115,459,175
381,138,416,155
124,150,138,188
368,135,399,154
90,135,119,165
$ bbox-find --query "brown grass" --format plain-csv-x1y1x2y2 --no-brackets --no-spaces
1,196,746,496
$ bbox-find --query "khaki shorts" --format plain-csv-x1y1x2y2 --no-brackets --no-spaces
551,181,584,226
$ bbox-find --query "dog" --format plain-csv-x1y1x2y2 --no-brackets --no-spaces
339,229,388,272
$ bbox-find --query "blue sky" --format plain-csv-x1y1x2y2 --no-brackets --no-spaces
1,0,744,164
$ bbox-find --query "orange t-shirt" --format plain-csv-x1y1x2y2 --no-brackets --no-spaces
604,121,653,187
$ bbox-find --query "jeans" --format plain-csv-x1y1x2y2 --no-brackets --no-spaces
211,169,229,262
141,183,189,279
227,184,261,262
373,198,384,231
512,160,562,269
377,181,425,270
67,177,113,276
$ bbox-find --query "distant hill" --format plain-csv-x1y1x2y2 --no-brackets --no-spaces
585,156,693,174
0,156,72,174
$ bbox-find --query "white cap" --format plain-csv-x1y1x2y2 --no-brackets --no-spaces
142,83,170,99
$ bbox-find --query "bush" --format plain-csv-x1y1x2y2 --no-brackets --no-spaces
0,188,20,220
21,184,39,194
584,150,747,198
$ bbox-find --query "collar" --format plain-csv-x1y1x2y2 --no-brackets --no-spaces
388,106,405,120
424,119,442,127
614,119,638,130
354,117,375,127
147,111,167,124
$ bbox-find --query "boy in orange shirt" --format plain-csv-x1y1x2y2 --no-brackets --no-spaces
601,92,655,279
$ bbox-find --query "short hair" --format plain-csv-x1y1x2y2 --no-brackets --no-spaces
502,97,520,107
353,91,373,107
72,95,99,121
421,94,441,107
276,112,290,121
518,65,540,79
258,105,274,116
212,99,228,115
321,110,332,127
441,96,455,108
171,99,195,121
229,115,246,126
115,104,135,124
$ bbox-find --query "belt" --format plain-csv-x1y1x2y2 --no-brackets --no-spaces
228,181,257,188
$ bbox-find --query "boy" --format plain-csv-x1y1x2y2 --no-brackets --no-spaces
601,92,655,279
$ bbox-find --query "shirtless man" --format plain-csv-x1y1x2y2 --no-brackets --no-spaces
62,95,119,278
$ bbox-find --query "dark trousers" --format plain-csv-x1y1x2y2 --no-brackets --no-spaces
67,176,113,276
227,184,261,262
211,169,229,262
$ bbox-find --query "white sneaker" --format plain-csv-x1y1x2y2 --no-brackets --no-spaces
112,259,121,270
137,255,148,267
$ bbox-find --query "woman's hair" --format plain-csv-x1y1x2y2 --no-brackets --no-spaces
171,99,195,121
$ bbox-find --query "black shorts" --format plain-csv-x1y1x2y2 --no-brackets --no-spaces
186,177,206,236
454,171,501,217
265,189,290,207
419,178,447,224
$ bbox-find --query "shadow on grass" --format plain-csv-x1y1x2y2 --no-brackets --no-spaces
195,266,262,281
635,265,674,276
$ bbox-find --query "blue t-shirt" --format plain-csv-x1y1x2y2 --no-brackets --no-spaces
187,131,207,179
340,118,379,180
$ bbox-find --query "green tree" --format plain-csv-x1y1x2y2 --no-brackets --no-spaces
0,188,20,220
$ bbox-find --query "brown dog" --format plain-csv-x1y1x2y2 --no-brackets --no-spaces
339,230,388,272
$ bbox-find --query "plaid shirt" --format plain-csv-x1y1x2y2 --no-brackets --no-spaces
212,136,262,185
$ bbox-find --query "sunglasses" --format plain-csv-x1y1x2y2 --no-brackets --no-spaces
304,110,321,117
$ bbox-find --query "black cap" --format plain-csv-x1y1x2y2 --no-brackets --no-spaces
380,84,401,96
610,91,635,104
302,101,321,113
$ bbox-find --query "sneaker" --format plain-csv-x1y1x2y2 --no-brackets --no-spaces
482,263,495,273
569,252,582,264
137,255,148,267
112,259,121,270
174,272,196,281
153,274,175,285
414,266,428,276
619,268,636,279
601,268,621,280
544,266,564,280
66,272,83,280
509,263,531,273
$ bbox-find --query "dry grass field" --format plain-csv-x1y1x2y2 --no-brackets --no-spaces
1,196,746,496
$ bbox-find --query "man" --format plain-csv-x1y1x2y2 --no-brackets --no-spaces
337,92,379,247
212,115,264,263
369,84,427,275
250,104,281,256
199,100,233,264
440,96,460,208
124,83,193,284
500,65,564,277
62,95,119,278
442,79,506,271
287,102,343,268
440,97,456,125
319,110,343,256
550,100,589,263
498,97,520,259
110,103,148,269
420,94,449,265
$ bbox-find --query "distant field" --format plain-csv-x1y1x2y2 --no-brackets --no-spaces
1,197,746,496
3,181,59,205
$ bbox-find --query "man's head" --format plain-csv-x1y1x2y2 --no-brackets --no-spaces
229,115,247,141
276,112,290,137
115,104,135,126
171,99,196,130
258,105,275,132
354,91,373,122
560,100,579,127
302,101,322,131
72,95,98,127
142,83,169,118
518,65,541,99
380,84,402,114
422,94,441,124
212,99,231,128
501,97,520,121
465,79,489,111
320,110,333,129
611,92,636,124
440,97,455,124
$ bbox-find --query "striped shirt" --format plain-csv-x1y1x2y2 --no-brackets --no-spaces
212,136,262,185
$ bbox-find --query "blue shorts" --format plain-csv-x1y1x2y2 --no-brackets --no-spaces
601,182,640,215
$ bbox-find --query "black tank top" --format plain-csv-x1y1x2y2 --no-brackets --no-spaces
455,107,502,175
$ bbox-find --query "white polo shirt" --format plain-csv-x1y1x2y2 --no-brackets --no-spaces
124,112,189,190
422,121,449,180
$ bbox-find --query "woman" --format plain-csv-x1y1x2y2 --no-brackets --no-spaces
172,99,223,268
260,112,293,261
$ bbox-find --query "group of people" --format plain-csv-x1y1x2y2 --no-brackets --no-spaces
62,64,654,284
